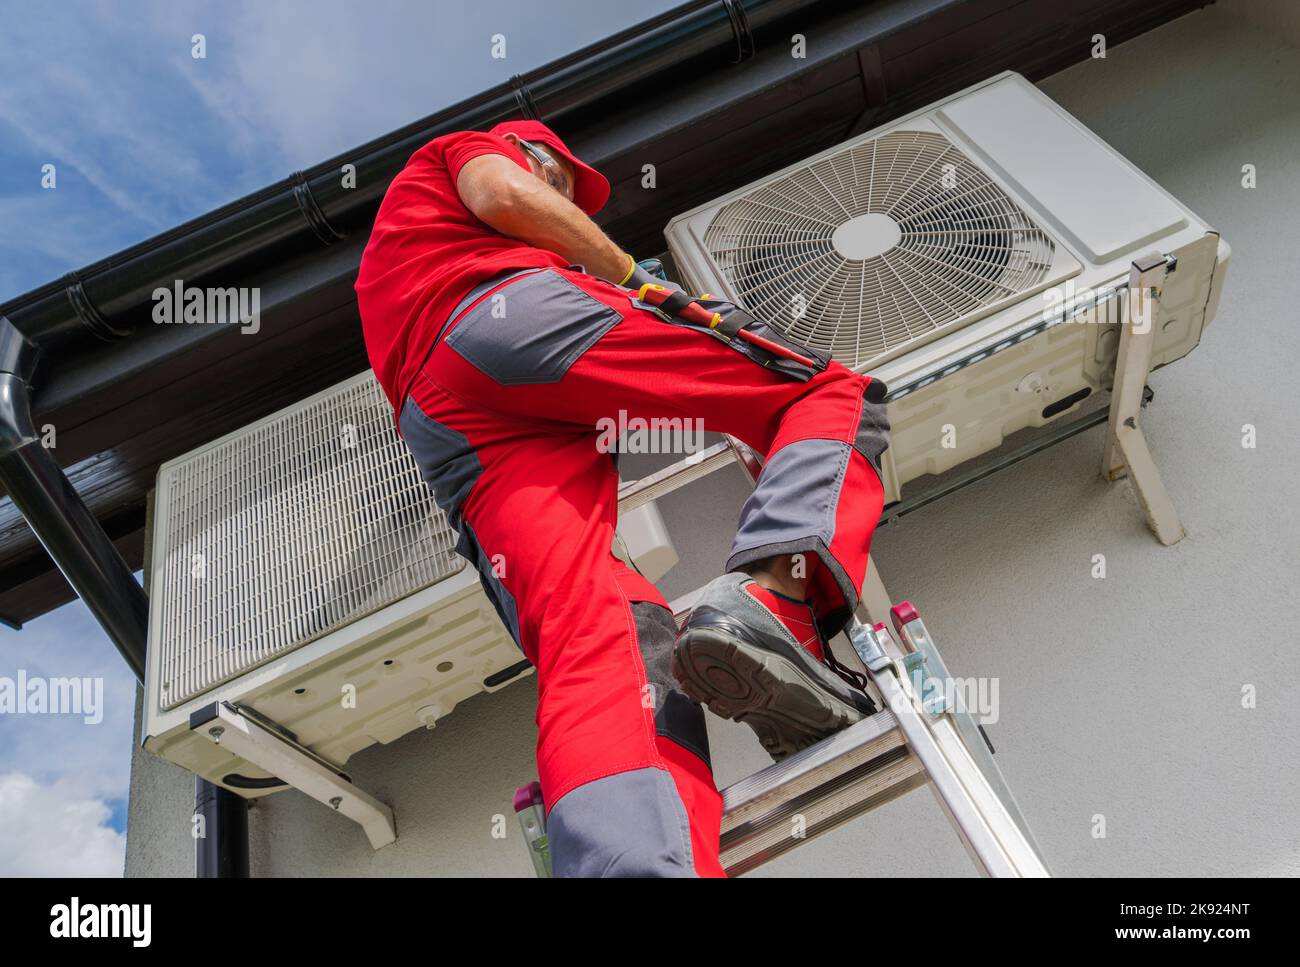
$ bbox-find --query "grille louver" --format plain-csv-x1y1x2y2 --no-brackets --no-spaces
153,373,464,708
701,131,1057,368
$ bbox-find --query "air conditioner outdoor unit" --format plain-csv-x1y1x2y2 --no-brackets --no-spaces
665,72,1230,506
142,370,677,835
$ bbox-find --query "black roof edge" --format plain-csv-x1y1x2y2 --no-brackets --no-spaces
0,0,1215,627
0,0,819,350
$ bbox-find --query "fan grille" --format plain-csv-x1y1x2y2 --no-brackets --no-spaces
153,374,464,709
701,131,1057,368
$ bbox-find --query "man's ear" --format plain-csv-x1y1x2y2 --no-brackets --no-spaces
499,131,529,166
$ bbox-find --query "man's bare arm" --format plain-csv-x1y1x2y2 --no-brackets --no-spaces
456,154,631,283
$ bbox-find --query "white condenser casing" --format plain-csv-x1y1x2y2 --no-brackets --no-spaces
665,72,1230,503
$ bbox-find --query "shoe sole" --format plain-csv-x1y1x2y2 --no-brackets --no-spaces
672,616,871,762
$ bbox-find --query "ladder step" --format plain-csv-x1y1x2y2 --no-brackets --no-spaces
719,712,927,876
616,441,736,513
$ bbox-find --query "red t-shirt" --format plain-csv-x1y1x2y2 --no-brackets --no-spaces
355,131,569,416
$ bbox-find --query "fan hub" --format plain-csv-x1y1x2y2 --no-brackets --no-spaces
831,212,901,260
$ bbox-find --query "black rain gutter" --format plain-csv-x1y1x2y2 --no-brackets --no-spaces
0,0,827,879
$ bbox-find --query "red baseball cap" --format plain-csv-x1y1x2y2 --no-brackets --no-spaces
488,119,610,216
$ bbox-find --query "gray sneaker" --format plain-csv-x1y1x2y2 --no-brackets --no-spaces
671,572,877,761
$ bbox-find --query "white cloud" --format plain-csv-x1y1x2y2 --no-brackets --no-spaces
0,9,212,230
0,773,124,876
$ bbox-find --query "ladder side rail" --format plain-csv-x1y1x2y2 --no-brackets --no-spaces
853,619,1049,876
891,608,1046,858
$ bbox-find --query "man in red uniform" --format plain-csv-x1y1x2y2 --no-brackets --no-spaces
356,120,889,877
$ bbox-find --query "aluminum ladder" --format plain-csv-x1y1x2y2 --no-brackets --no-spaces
515,434,1050,877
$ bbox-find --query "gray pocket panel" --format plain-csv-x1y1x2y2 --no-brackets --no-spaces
445,269,621,385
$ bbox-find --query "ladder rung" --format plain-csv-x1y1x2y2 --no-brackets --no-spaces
718,712,927,876
668,588,702,623
616,441,736,513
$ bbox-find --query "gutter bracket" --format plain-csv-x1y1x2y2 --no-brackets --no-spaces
63,273,130,342
722,0,756,62
510,74,542,120
290,173,346,245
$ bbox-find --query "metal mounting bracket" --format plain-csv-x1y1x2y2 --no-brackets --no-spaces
191,702,396,850
1103,252,1185,544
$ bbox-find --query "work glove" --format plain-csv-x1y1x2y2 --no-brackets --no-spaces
616,254,682,293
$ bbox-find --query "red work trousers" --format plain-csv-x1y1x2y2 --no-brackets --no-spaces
399,266,888,876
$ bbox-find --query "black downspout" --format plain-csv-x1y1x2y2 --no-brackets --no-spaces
195,776,250,877
0,316,249,877
0,319,146,677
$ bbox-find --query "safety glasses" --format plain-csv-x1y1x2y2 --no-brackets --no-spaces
518,139,574,201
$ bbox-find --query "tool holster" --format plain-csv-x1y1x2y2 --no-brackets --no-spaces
631,288,832,382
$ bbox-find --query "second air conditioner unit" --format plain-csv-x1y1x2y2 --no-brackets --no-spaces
666,71,1230,504
142,370,677,818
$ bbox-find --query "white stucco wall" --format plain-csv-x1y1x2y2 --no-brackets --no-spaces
126,0,1300,877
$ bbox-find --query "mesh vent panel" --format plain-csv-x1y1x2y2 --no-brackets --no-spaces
154,374,463,708
701,131,1056,368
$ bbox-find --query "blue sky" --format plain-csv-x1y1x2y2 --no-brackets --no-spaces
0,0,677,876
